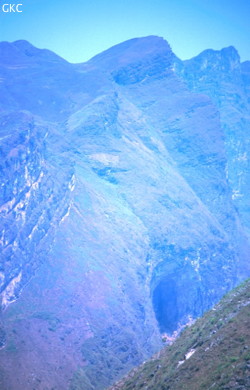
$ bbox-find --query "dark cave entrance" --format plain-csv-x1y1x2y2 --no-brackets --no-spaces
152,277,178,334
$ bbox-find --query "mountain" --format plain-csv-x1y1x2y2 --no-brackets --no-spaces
0,36,249,390
109,278,250,390
175,47,250,239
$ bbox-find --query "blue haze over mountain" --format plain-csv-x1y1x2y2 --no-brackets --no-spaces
0,36,249,390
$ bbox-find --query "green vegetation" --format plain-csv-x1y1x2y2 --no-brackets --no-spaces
71,326,143,390
69,368,94,390
5,339,18,353
108,279,250,390
0,328,6,348
31,311,61,331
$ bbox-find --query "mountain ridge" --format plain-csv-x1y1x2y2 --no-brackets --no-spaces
0,36,249,390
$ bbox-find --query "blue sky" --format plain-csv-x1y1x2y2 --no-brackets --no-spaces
0,0,249,63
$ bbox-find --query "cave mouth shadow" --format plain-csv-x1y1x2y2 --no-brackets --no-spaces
151,266,203,336
152,277,178,334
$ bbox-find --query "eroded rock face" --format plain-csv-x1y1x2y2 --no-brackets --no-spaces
0,112,75,309
0,36,249,390
175,47,250,238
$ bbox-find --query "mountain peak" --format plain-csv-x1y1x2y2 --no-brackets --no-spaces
13,39,68,64
89,36,171,68
0,41,29,65
194,46,240,63
194,45,240,61
182,45,241,75
0,35,249,390
0,39,67,66
13,39,36,50
88,36,173,84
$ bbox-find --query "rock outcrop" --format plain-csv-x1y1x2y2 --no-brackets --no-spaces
0,36,249,390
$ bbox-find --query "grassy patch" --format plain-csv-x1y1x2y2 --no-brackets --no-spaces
108,279,250,390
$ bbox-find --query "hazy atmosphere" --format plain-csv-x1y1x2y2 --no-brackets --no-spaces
0,0,249,62
0,1,249,390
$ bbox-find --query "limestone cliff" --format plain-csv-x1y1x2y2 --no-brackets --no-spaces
0,36,249,390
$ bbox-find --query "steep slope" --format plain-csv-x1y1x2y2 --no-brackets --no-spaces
175,47,250,239
0,111,75,309
109,278,250,390
0,36,249,390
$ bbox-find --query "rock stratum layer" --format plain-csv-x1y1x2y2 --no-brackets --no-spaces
0,36,249,390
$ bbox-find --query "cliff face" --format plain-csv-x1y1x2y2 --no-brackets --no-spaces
0,111,76,310
0,37,249,390
175,47,250,238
